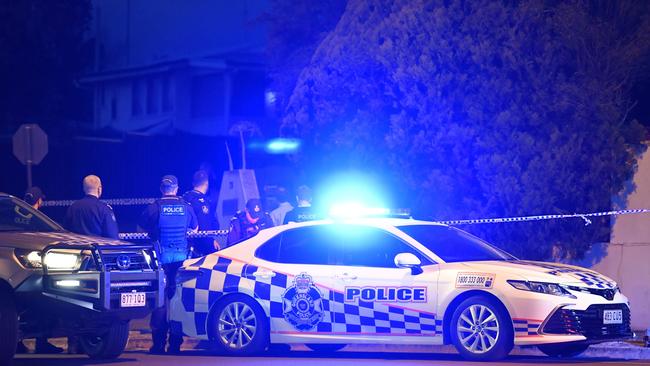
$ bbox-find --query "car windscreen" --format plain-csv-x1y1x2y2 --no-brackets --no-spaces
398,225,515,262
0,197,62,232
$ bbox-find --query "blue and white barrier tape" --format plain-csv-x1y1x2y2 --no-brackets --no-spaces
119,229,229,241
117,208,650,240
435,208,650,226
42,198,157,207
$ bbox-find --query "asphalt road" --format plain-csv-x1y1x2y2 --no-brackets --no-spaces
12,350,650,366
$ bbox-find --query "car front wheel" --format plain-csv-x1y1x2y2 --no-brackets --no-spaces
0,291,18,364
450,296,513,361
80,321,130,359
538,343,589,358
209,294,268,355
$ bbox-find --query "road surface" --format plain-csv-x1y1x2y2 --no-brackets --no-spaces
13,349,650,366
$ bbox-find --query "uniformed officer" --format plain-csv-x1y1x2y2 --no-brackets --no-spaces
138,175,198,355
226,198,274,246
182,170,219,256
283,185,318,224
64,175,119,239
23,186,46,210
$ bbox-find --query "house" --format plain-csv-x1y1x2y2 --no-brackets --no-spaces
81,0,270,136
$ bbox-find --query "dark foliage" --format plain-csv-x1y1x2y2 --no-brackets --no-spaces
275,0,650,260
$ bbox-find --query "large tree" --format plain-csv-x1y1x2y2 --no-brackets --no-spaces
0,0,92,133
278,0,649,260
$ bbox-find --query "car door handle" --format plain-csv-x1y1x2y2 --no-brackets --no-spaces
253,270,276,279
335,273,358,281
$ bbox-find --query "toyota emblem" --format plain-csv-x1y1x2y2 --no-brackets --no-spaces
116,255,131,270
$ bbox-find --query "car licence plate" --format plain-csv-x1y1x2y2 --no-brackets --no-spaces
120,292,146,307
603,309,623,324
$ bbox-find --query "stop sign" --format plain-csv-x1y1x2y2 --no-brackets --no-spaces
12,124,48,165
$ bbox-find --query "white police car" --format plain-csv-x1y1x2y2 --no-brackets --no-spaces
169,218,631,360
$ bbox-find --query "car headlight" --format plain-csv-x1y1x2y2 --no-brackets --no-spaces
507,280,576,298
15,249,43,268
43,252,81,270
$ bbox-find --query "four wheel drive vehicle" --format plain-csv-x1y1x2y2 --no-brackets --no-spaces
0,194,164,364
169,218,632,361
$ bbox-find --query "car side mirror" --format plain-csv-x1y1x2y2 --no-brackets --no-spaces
394,252,423,275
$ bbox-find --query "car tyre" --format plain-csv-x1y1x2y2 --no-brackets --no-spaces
450,296,513,361
538,343,589,358
305,343,346,353
0,291,18,365
80,321,130,359
209,294,268,355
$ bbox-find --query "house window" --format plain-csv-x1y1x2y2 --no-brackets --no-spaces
131,79,143,116
191,73,225,119
146,78,158,114
162,75,173,112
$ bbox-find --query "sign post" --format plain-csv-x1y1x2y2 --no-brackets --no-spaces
12,124,48,188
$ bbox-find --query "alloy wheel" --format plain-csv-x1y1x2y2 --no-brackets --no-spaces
218,301,258,350
456,304,500,354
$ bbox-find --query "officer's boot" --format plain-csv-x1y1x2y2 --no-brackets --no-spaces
150,330,167,355
167,333,183,355
149,306,168,354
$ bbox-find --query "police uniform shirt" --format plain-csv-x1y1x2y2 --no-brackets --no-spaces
227,210,274,245
138,195,198,242
283,206,318,224
64,195,119,239
182,190,218,230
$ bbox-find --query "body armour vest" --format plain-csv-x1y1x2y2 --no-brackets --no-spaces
158,197,188,264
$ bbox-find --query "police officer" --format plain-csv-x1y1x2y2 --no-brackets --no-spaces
182,170,219,256
64,175,119,239
226,198,274,246
24,186,46,210
138,175,197,355
283,185,317,224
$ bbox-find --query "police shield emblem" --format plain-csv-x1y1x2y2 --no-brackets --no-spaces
282,273,324,331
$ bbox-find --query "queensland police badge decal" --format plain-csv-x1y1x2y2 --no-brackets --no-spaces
282,273,324,331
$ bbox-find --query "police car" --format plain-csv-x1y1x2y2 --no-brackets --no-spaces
169,217,631,360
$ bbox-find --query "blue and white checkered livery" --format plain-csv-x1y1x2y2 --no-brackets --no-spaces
168,218,631,361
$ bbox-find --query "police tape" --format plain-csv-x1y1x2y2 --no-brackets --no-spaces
435,208,650,226
117,208,650,241
42,198,157,207
119,229,229,241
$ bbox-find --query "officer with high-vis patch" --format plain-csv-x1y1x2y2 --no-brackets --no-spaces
138,175,198,355
182,170,219,256
226,198,274,247
64,175,119,239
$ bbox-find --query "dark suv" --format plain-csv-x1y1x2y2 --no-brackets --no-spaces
0,194,164,363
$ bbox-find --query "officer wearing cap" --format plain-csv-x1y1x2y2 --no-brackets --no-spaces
226,198,274,246
64,175,119,239
183,170,219,256
138,174,197,355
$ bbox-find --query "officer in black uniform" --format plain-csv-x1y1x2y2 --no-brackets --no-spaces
64,175,119,239
283,185,318,224
226,198,274,246
182,170,219,256
138,175,198,355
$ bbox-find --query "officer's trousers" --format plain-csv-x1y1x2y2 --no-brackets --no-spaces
150,262,183,351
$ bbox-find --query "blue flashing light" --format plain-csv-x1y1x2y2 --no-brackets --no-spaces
265,138,301,154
